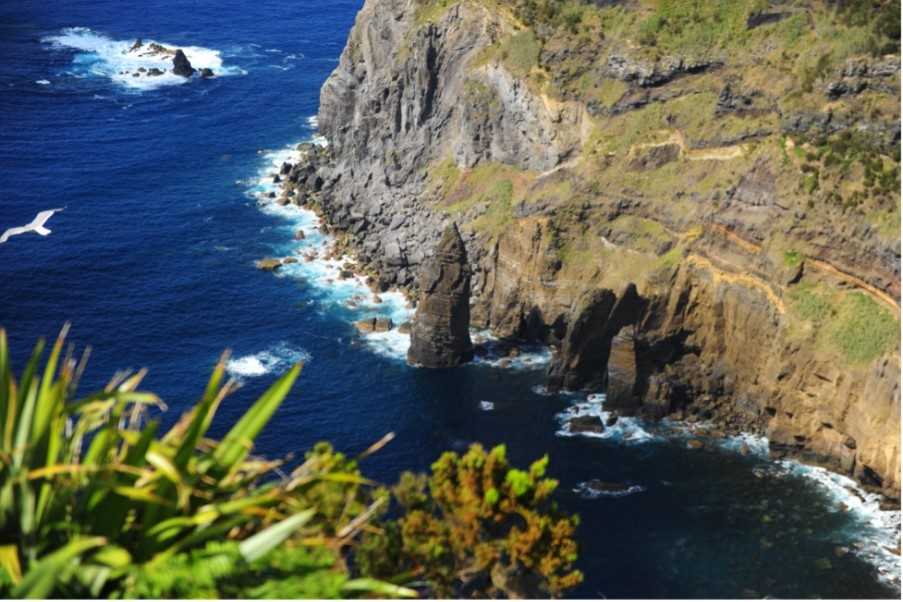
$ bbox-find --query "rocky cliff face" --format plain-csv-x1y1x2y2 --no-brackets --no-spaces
309,0,901,498
408,223,474,367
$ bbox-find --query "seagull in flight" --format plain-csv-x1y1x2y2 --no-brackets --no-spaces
0,208,64,244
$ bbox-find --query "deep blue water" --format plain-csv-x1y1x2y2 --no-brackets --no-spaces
0,1,899,597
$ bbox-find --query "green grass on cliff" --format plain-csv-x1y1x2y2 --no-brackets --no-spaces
829,292,900,363
788,283,899,363
783,250,803,267
500,30,541,77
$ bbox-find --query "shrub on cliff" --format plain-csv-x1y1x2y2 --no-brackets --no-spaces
0,327,581,598
357,445,582,598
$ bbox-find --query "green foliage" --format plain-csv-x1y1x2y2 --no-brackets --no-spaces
501,31,542,77
635,0,754,52
788,286,899,363
789,283,833,323
833,0,901,55
0,328,581,598
357,444,582,598
783,250,803,267
126,541,354,599
828,292,899,363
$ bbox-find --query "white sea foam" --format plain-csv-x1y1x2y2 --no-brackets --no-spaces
555,393,657,445
782,462,901,589
42,27,242,91
480,400,495,411
720,431,770,457
471,330,552,371
574,481,646,499
247,133,415,362
36,79,50,85
226,342,311,380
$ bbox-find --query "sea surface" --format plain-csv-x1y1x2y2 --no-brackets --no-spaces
0,1,899,597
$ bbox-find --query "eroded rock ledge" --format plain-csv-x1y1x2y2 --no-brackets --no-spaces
295,0,900,499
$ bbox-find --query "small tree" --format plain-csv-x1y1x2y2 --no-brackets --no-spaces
357,444,583,598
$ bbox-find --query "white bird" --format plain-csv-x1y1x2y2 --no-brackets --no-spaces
0,208,64,244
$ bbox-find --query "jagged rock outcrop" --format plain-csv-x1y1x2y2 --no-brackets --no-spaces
303,0,900,497
408,224,473,368
172,49,194,77
547,284,643,392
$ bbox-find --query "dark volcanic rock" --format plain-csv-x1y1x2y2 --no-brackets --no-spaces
172,49,195,77
569,415,605,434
199,67,215,78
407,223,473,368
547,283,643,392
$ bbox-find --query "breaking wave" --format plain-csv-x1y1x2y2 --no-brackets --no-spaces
42,27,243,91
226,342,311,380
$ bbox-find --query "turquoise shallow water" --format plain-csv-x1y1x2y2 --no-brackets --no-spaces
0,1,899,597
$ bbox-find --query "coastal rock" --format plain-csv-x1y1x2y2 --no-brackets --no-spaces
569,415,605,434
547,283,643,392
582,480,634,495
255,258,281,272
354,316,394,333
172,49,195,77
407,224,473,368
199,67,214,78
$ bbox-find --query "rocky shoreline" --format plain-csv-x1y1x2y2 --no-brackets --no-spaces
273,132,900,508
253,137,899,587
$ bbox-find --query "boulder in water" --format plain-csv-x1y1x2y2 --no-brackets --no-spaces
172,49,195,77
569,415,605,434
355,317,394,333
255,258,282,272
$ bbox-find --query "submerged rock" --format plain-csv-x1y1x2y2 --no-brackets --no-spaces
172,49,195,77
354,316,394,333
569,415,605,434
582,480,634,495
255,258,282,272
407,223,473,368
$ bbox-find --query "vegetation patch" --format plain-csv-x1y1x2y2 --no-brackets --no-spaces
828,292,899,363
0,328,582,598
500,30,542,77
788,283,899,363
783,249,803,267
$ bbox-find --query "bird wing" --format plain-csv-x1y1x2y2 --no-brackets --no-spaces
0,226,28,244
30,208,63,229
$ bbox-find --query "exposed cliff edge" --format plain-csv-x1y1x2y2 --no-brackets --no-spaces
299,0,900,498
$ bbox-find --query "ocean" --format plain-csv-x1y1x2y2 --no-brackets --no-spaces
0,1,898,597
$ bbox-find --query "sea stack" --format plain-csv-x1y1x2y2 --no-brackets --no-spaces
407,223,473,368
172,49,195,77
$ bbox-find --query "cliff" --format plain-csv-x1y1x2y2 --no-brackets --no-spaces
303,0,901,498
